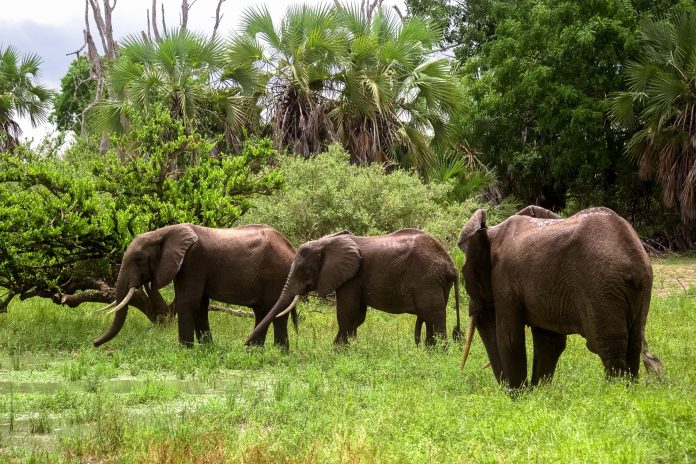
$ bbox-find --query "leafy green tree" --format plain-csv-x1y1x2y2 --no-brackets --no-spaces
434,0,686,215
0,46,52,151
611,9,696,227
50,56,97,134
0,106,282,315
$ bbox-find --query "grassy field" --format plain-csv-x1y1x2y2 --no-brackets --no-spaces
1,257,695,463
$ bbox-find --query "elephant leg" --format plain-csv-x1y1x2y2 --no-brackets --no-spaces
248,308,270,347
194,296,212,344
174,294,199,347
334,282,361,345
272,313,290,351
626,319,642,379
348,302,367,338
419,311,445,347
530,327,566,386
496,301,527,390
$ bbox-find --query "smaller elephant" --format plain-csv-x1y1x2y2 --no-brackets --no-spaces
94,224,297,348
458,206,663,390
246,229,462,346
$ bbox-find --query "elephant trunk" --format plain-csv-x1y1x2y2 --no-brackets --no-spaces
93,279,135,347
246,266,299,345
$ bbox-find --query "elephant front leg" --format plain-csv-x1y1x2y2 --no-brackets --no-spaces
496,305,528,391
194,296,212,344
531,327,566,386
333,283,364,345
174,294,199,347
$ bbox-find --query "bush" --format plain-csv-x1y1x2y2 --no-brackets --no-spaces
242,145,517,256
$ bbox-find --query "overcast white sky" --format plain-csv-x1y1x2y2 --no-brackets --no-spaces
0,0,406,141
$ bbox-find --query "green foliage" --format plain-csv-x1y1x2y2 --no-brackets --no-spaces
50,56,96,134
410,0,692,230
610,7,696,225
0,45,53,151
0,106,281,306
242,145,513,251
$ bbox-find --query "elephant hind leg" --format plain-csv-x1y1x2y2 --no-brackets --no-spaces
626,319,642,379
419,309,446,347
272,313,290,351
531,327,566,386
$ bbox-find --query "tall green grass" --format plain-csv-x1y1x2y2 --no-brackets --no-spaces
0,262,695,463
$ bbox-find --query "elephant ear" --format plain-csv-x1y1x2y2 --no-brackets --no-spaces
154,225,199,289
459,209,486,254
515,205,561,219
316,235,362,297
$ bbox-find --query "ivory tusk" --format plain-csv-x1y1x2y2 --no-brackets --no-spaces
106,287,136,315
460,313,478,370
275,295,300,318
96,300,117,312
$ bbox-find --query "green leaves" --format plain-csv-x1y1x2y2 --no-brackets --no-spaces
0,106,282,305
610,7,696,222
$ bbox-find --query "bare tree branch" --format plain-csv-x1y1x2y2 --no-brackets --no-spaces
209,304,254,318
212,0,226,37
151,0,161,41
161,3,167,31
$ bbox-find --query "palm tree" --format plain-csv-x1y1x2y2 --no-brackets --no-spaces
332,4,461,173
0,46,52,151
610,10,696,223
227,4,345,156
229,3,461,172
94,29,254,148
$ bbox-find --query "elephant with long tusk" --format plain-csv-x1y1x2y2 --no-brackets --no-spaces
458,205,664,391
94,224,297,349
246,229,462,347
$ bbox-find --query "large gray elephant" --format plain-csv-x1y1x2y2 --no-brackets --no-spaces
246,229,462,346
458,206,663,390
94,224,296,348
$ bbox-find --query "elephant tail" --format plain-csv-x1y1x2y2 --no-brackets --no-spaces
451,271,463,341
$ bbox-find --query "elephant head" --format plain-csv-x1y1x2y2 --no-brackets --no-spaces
458,209,503,381
93,224,199,347
245,232,361,345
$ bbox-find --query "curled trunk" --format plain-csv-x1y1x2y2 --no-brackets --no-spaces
93,279,132,347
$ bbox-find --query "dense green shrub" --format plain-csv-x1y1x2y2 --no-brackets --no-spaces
241,145,517,256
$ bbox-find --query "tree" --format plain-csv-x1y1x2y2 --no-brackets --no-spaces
0,106,282,315
50,57,97,134
426,0,685,215
0,46,52,151
610,8,696,241
229,3,461,172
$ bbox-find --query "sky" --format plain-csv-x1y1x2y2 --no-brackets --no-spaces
0,0,407,141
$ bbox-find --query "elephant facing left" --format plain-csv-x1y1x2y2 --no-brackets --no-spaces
93,224,297,348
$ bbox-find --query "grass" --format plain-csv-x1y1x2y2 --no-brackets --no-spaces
0,257,695,463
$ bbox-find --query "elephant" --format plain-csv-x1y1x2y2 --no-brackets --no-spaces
93,224,297,348
245,229,462,347
458,206,664,390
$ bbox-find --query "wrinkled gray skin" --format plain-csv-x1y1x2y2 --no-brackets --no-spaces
459,206,664,390
94,224,296,349
246,229,461,346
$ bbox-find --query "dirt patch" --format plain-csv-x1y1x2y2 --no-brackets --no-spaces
651,259,696,297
